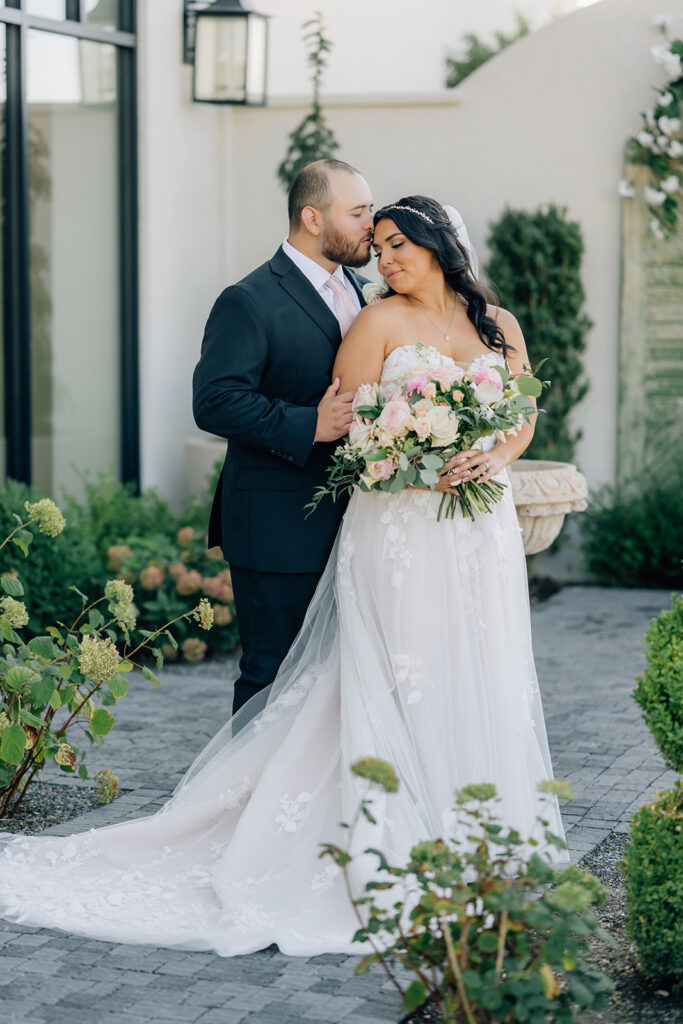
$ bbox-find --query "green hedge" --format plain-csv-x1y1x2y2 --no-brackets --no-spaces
633,594,683,773
485,205,591,463
624,782,683,988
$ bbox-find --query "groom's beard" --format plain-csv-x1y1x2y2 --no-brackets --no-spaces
321,224,372,268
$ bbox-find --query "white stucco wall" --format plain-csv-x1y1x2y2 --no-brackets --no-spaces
264,0,580,97
137,0,235,507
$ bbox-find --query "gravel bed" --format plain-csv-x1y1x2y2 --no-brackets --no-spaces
401,832,682,1024
0,780,124,835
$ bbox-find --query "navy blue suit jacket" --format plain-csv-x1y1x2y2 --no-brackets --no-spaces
192,247,367,573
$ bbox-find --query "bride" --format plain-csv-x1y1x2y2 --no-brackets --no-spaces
0,195,567,957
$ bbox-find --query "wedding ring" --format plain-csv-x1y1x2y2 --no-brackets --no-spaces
482,462,489,471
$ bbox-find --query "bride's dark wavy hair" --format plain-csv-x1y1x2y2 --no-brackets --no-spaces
374,195,512,357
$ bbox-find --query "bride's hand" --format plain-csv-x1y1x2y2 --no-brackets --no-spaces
441,447,509,486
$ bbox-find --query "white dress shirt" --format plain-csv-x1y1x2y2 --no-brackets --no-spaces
282,239,361,322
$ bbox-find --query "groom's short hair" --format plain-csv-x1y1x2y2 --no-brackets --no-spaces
288,159,360,229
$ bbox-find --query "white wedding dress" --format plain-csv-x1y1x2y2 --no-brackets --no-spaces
0,345,567,957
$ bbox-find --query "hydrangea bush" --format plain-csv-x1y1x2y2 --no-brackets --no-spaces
0,501,213,818
321,761,613,1023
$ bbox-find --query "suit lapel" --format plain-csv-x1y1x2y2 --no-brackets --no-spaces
344,268,367,308
270,247,341,348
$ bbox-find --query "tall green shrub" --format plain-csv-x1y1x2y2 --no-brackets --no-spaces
624,594,683,990
277,13,340,192
485,206,592,463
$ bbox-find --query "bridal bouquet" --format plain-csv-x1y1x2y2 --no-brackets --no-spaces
307,347,546,521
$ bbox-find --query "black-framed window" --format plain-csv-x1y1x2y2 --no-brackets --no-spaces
0,0,138,494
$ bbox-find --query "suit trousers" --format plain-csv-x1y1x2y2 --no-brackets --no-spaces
230,565,322,716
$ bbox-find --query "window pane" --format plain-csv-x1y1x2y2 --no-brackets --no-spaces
28,30,119,499
25,1,66,18
83,0,117,31
0,24,5,481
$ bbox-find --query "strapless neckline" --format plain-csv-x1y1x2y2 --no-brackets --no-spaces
382,344,501,372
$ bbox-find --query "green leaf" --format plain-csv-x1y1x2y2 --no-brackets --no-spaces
0,618,16,642
19,708,44,729
68,585,89,604
108,675,129,700
1,575,24,597
88,608,105,629
517,374,543,397
78,764,88,780
100,691,116,707
29,676,54,708
46,626,63,642
28,636,57,660
477,931,500,952
142,665,159,689
6,666,34,691
419,469,439,488
0,724,28,764
117,661,134,673
90,708,115,736
398,453,409,471
401,981,427,1014
49,689,62,711
164,630,178,650
12,530,33,558
421,453,445,470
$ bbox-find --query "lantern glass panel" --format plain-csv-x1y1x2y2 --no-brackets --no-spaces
194,15,248,103
245,16,267,105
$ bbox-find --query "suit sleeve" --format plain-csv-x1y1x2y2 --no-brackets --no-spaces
192,286,318,468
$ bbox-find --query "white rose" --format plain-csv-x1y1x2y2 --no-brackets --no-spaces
660,175,680,194
644,186,667,207
352,383,378,412
362,282,386,305
668,139,683,158
636,130,656,150
658,91,674,107
348,418,374,451
618,179,635,198
426,406,459,446
650,218,666,240
658,115,681,136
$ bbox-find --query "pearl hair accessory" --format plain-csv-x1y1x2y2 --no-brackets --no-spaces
384,205,435,224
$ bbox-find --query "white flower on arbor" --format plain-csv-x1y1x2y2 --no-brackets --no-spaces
653,14,672,29
658,115,682,136
660,174,680,193
658,91,674,107
644,186,668,206
618,179,636,198
651,44,683,78
668,139,683,158
636,130,656,149
649,218,666,240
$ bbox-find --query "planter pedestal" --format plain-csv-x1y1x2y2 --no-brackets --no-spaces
509,459,588,555
185,435,227,498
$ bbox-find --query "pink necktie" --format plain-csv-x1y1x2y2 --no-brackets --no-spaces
324,275,358,337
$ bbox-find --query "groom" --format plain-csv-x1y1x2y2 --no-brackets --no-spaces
193,159,374,714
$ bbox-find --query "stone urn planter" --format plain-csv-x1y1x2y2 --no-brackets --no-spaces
185,435,227,498
509,459,588,555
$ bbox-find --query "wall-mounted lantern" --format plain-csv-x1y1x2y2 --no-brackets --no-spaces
183,0,269,106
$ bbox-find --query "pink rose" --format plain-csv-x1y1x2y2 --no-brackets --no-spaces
421,382,437,399
471,368,503,405
405,374,430,397
431,365,464,390
366,459,394,481
414,416,431,439
452,389,464,403
349,418,373,449
377,400,413,437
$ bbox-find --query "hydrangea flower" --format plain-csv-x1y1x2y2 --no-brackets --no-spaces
0,596,29,629
24,499,65,537
78,634,120,683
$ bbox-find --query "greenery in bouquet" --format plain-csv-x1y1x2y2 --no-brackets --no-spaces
0,501,215,818
307,345,545,522
321,761,613,1023
107,525,238,663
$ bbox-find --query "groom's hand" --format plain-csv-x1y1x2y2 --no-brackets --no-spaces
314,378,355,443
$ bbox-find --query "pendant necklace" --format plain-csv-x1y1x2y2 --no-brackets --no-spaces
406,296,458,342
